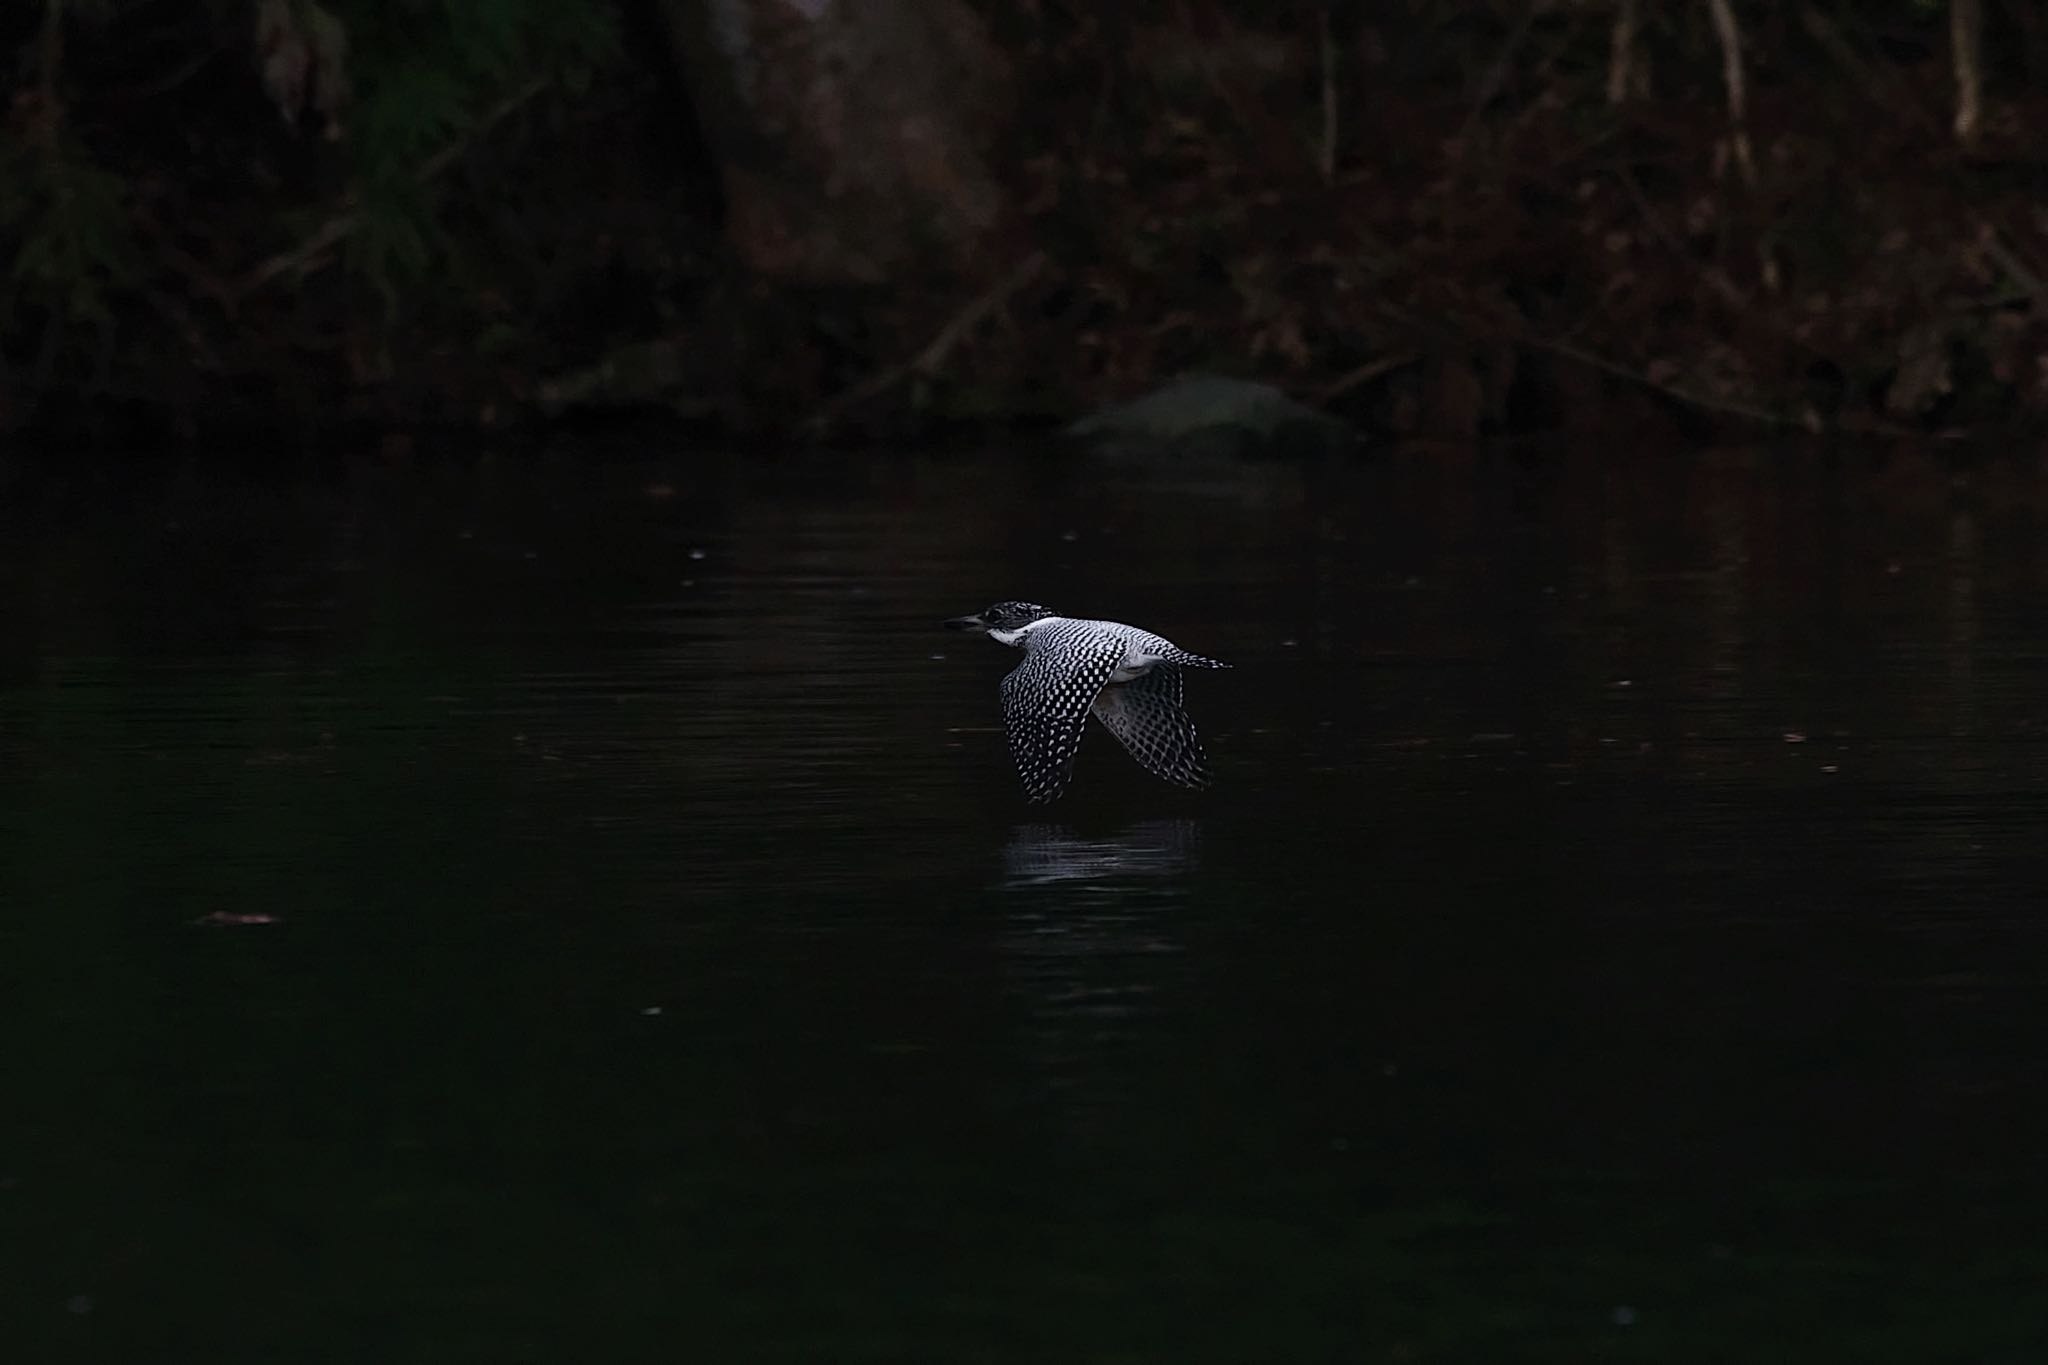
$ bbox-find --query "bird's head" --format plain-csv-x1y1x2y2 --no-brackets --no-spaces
944,601,1055,645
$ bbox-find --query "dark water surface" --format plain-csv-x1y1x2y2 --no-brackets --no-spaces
4,442,2047,1361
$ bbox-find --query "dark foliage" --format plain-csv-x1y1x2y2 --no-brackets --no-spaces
5,1,2048,440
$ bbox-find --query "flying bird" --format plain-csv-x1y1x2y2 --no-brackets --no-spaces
944,601,1228,803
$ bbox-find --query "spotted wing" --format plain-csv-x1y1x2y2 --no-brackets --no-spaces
1090,665,1211,790
999,626,1126,804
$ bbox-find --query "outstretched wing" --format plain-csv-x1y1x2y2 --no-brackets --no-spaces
999,626,1126,803
1090,665,1211,790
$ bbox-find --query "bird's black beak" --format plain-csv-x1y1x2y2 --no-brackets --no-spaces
944,614,988,632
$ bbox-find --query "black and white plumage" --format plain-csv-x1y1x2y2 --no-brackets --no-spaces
944,601,1228,803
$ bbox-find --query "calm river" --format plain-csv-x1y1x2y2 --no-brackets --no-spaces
4,439,2045,1361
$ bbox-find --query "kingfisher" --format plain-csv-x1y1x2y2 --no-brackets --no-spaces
944,601,1229,803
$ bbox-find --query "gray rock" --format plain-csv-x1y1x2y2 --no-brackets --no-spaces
1066,374,1358,457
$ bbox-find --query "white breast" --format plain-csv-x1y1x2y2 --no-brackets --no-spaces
989,614,1070,647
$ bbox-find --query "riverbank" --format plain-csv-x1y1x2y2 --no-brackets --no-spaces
7,4,2048,448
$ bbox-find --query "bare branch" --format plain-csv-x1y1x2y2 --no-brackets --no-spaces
1458,2,1537,146
1317,352,1417,406
1704,0,1755,186
1952,0,1984,149
1318,7,1337,185
1520,333,1795,430
807,252,1050,432
1798,6,1936,131
231,77,550,303
1607,0,1640,106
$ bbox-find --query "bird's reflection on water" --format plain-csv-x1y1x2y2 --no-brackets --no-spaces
996,820,1200,1138
998,817,1201,889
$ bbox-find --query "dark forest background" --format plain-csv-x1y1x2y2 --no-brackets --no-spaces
6,0,2048,444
